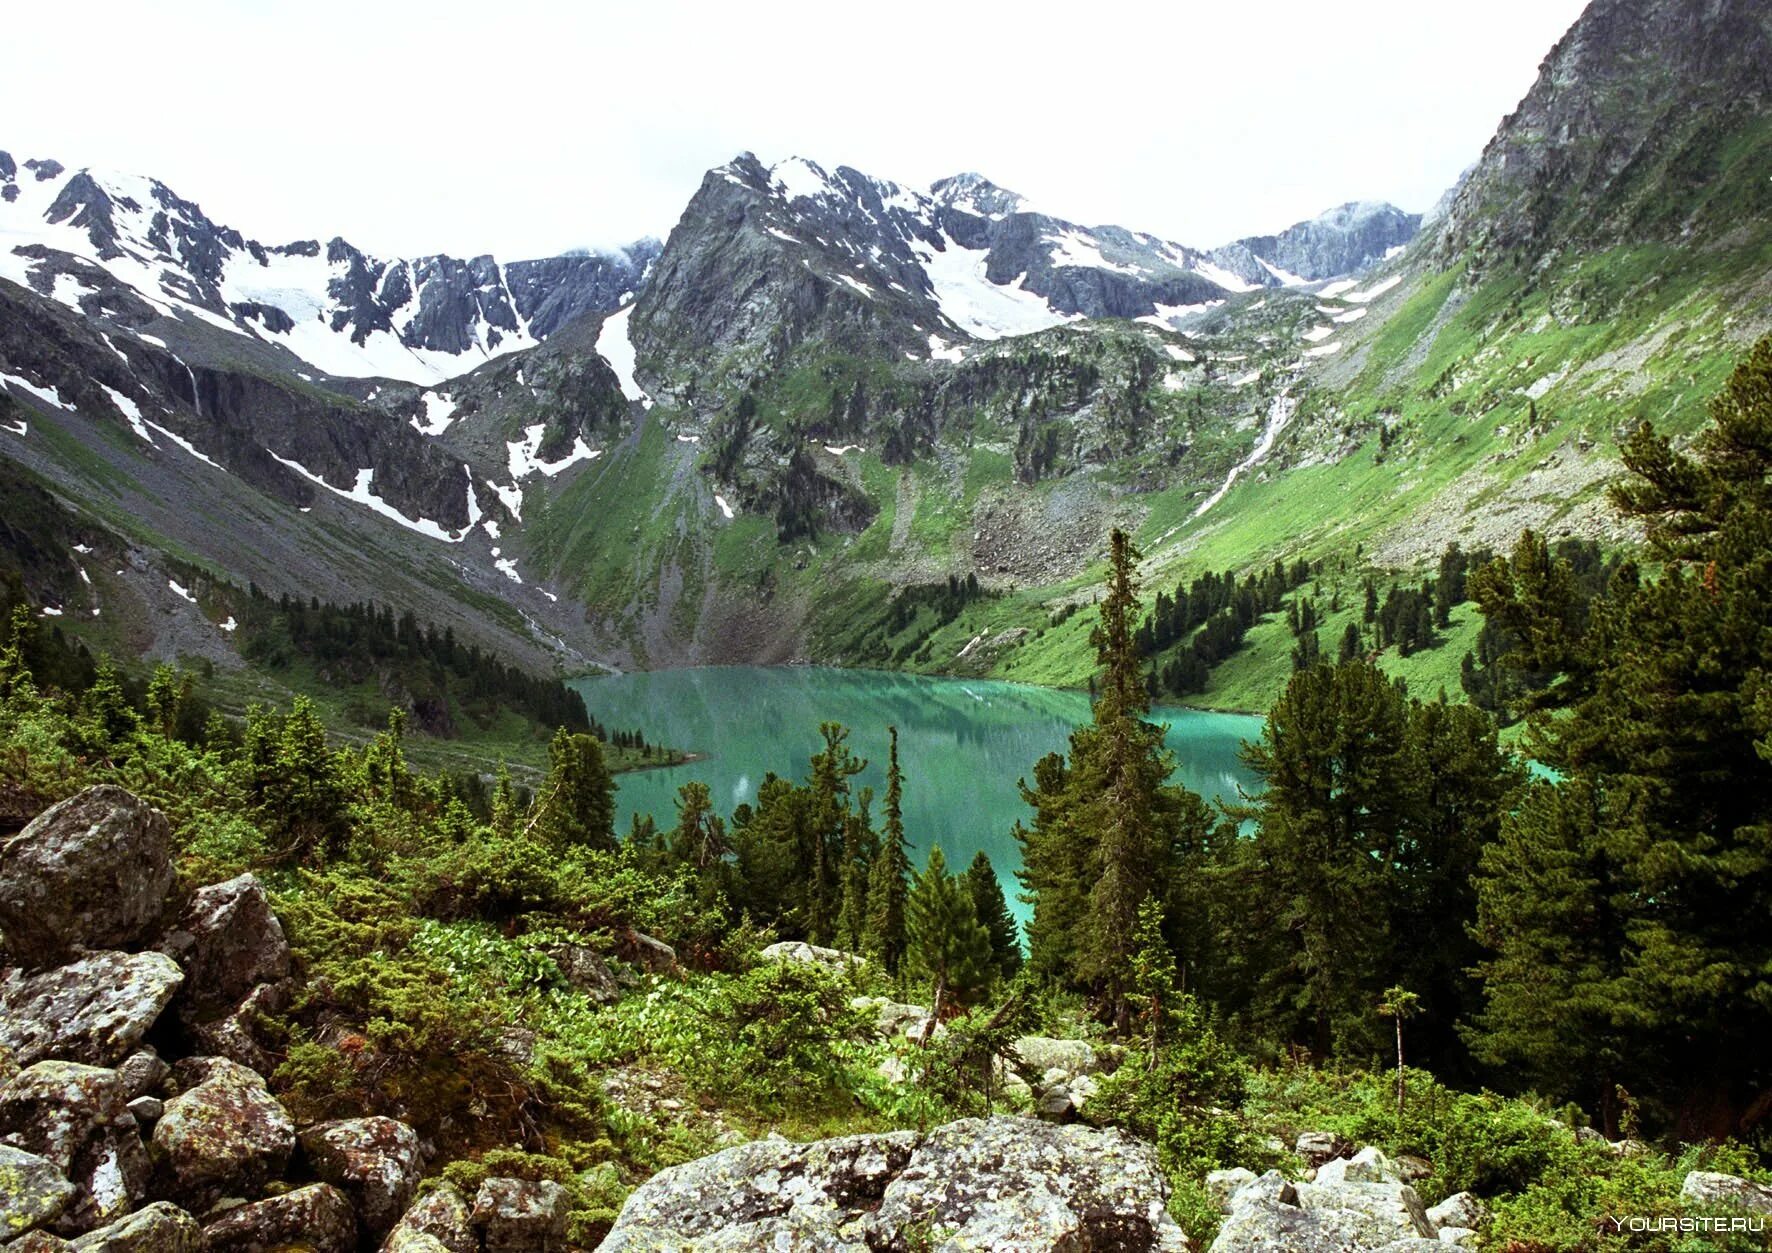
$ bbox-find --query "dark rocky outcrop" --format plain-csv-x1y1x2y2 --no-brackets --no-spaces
0,952,184,1069
198,1182,357,1253
0,1061,150,1235
150,1059,294,1207
297,1117,423,1237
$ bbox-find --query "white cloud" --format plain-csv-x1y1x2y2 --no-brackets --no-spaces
1,0,1590,259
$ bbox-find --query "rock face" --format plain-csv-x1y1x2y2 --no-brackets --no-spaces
1681,1170,1772,1213
0,1142,77,1240
1425,1191,1488,1230
150,1059,294,1207
297,1117,422,1237
600,1116,1186,1251
66,1201,202,1251
158,874,289,1017
1208,1153,1438,1253
0,952,184,1068
0,787,177,968
1209,202,1421,285
470,1178,566,1253
0,1061,149,1235
382,1185,477,1253
198,1183,356,1253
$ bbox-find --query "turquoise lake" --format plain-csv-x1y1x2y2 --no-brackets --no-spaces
571,666,1264,922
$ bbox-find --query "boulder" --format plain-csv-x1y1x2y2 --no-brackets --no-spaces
199,1183,357,1253
849,996,931,1040
1437,1228,1479,1246
1394,1155,1433,1184
1294,1130,1350,1167
1207,1167,1259,1212
159,876,289,1018
125,1097,162,1126
1316,1146,1403,1186
0,1061,148,1234
298,1116,423,1236
470,1178,566,1253
0,787,177,968
12,1232,76,1251
0,1142,77,1241
601,1116,1185,1252
183,982,290,1079
67,1202,202,1251
114,1053,168,1102
546,944,619,1003
0,953,184,1068
1010,1036,1098,1079
150,1058,294,1206
1425,1191,1488,1230
382,1185,476,1253
1293,1180,1435,1241
758,941,863,972
1680,1170,1772,1213
1371,1243,1447,1252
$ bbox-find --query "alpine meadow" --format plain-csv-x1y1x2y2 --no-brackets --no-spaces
3,0,1772,1250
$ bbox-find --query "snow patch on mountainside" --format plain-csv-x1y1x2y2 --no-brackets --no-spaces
268,451,472,541
596,305,651,407
914,236,1079,339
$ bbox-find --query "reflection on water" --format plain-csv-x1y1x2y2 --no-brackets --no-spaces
571,666,1264,922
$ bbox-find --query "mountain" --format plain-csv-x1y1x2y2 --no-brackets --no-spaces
1209,201,1422,287
0,151,659,385
1431,0,1772,269
2,0,1769,715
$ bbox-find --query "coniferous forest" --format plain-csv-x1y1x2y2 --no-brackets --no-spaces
3,339,1770,1248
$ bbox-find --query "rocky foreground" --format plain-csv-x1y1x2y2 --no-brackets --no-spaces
5,785,1771,1251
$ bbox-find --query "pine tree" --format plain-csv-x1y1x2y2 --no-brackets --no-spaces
905,845,992,1035
669,780,727,871
963,850,1022,981
863,726,912,972
533,729,616,853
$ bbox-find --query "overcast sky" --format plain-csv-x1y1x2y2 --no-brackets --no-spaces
5,0,1589,260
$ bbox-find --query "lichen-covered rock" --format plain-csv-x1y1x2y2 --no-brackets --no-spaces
758,941,864,971
158,875,289,1018
199,1183,357,1253
183,982,289,1079
1680,1170,1772,1213
0,1142,76,1241
1425,1191,1488,1231
849,996,931,1040
150,1058,293,1207
602,1116,1185,1252
11,1230,75,1251
546,944,619,1003
125,1097,161,1126
1207,1167,1259,1211
0,1062,148,1235
1294,1130,1350,1167
382,1185,476,1253
1316,1146,1403,1186
1436,1227,1479,1247
1010,1036,1098,1078
0,787,177,968
470,1178,566,1253
67,1201,202,1251
618,930,677,974
0,953,183,1068
114,1054,168,1103
298,1116,422,1236
1294,1180,1435,1240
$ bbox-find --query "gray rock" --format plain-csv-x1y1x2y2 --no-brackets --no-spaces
619,930,677,974
470,1178,566,1253
0,787,177,968
67,1202,202,1251
0,952,184,1068
1395,1155,1433,1183
1207,1167,1258,1212
298,1116,423,1236
1294,1180,1436,1241
849,996,930,1039
183,982,290,1080
547,944,619,1003
1316,1146,1403,1186
10,1231,76,1251
601,1116,1184,1252
758,941,864,971
1230,1170,1299,1209
1213,1196,1404,1253
1680,1170,1772,1213
114,1053,168,1102
1425,1191,1488,1230
150,1058,293,1206
1010,1035,1098,1079
1371,1242,1448,1253
1294,1130,1349,1167
0,1061,148,1235
159,875,290,1017
125,1096,162,1125
199,1183,357,1252
381,1185,476,1253
0,1142,76,1241
1437,1227,1479,1246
